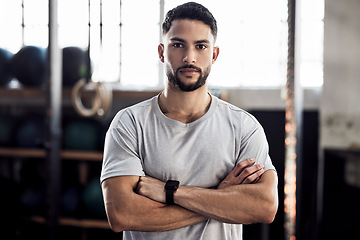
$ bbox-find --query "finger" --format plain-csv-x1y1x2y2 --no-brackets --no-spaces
223,159,258,185
233,158,256,176
217,159,259,189
237,163,264,184
135,177,141,193
239,162,264,177
136,176,147,193
252,176,261,184
241,168,265,184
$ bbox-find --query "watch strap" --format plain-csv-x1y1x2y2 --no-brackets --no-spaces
165,180,179,205
166,188,175,205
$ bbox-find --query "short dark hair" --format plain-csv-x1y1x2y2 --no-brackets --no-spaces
162,2,218,41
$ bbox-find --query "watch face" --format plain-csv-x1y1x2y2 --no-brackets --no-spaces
165,180,179,190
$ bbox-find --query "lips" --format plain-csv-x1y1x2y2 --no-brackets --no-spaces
179,69,199,77
177,65,201,76
180,68,199,73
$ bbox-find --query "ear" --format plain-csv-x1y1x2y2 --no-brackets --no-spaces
158,43,165,63
212,46,220,64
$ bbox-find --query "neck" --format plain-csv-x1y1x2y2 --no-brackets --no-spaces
159,83,211,123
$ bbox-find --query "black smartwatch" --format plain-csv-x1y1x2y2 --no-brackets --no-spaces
165,180,180,205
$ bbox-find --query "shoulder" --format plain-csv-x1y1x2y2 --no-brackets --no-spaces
213,95,261,127
110,96,157,128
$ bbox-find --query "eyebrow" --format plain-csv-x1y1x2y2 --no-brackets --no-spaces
170,37,210,44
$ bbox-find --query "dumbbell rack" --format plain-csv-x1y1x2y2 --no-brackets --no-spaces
0,149,110,239
0,1,159,239
0,86,109,239
0,87,158,239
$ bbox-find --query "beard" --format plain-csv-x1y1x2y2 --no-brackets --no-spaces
166,64,211,92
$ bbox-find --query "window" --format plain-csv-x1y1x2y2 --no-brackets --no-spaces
0,0,323,88
0,0,48,52
299,0,324,87
58,0,122,83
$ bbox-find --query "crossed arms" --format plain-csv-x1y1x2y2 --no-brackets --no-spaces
101,158,278,233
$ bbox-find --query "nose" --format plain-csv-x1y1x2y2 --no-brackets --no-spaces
183,48,196,64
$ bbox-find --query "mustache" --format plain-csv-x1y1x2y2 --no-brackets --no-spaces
177,65,202,72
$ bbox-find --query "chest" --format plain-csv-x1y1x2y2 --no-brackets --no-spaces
138,120,240,188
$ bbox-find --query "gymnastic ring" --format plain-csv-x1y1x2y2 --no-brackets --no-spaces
72,78,102,117
96,81,112,117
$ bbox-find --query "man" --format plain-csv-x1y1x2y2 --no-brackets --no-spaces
101,2,278,239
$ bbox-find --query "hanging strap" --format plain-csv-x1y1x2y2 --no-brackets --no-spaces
71,0,112,118
85,0,91,83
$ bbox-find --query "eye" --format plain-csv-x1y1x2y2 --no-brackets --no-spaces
173,43,184,48
196,44,207,50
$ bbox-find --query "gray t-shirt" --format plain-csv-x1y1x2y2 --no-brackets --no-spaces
101,94,275,240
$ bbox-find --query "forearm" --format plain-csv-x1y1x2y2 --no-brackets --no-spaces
108,195,206,232
102,176,206,232
135,161,278,226
174,170,278,224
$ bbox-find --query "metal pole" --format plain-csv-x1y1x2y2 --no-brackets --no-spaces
158,0,165,88
284,0,303,239
293,0,304,238
119,0,122,82
47,0,62,238
21,0,25,46
86,0,91,83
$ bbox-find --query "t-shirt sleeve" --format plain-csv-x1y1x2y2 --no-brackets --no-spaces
236,114,276,172
100,110,145,183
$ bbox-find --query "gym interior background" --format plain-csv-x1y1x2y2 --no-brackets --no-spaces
0,0,359,239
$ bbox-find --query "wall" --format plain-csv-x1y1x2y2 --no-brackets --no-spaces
321,0,360,150
318,1,360,239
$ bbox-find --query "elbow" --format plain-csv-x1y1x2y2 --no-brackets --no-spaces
105,205,132,233
261,205,277,224
246,192,278,224
236,200,278,225
108,213,137,233
245,206,277,225
107,212,126,233
109,222,123,233
260,198,278,224
260,180,279,224
108,215,127,233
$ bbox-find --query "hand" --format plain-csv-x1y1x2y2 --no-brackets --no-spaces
136,176,166,203
217,158,264,189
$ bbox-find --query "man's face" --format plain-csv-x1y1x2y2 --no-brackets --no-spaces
158,19,219,92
